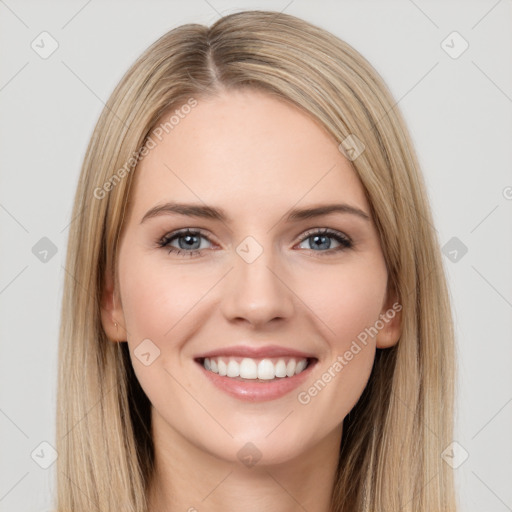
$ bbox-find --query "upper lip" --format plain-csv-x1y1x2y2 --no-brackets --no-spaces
195,345,317,360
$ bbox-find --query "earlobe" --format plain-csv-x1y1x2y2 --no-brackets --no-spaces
100,267,127,343
375,289,402,349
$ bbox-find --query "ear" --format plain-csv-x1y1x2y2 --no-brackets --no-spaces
375,284,402,349
100,264,127,343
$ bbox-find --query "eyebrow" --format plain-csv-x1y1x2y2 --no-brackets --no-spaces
140,201,371,224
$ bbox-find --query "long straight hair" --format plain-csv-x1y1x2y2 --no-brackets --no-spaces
56,10,456,511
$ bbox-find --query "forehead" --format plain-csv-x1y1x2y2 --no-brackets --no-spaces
129,88,369,222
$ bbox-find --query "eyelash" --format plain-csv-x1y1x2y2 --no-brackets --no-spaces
156,228,353,258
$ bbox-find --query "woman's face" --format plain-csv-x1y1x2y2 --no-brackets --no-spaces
103,88,400,466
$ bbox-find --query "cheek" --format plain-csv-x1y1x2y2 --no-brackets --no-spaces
291,259,386,419
119,252,211,342
117,252,209,410
295,257,388,349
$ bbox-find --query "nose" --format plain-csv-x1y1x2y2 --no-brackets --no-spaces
220,239,295,328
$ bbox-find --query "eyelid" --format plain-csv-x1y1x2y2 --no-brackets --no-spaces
159,227,211,243
157,226,353,257
157,227,351,245
296,227,352,244
157,227,217,249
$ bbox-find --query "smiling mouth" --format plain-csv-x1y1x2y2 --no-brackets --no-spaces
195,356,318,382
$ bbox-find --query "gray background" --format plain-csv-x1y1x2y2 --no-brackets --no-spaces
0,1,511,510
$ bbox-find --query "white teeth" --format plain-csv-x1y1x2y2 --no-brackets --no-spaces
258,359,275,380
218,359,227,376
275,359,287,378
295,359,307,374
202,356,310,380
239,358,258,379
286,359,296,377
226,360,239,377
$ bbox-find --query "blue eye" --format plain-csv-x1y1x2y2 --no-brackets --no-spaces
157,228,353,257
297,228,352,254
157,229,212,257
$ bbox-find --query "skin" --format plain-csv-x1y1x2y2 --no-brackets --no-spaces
101,88,401,512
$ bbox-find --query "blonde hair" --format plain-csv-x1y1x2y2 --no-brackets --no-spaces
56,10,456,511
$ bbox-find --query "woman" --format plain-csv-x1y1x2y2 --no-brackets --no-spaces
56,10,456,511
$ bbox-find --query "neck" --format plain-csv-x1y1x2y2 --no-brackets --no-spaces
147,410,342,512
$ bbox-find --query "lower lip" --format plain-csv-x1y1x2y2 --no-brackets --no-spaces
196,359,317,402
